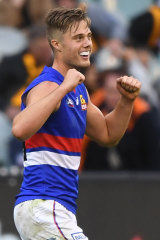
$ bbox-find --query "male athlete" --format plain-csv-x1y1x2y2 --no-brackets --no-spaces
12,7,141,240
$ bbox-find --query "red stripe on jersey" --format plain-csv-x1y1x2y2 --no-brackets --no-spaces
25,133,82,152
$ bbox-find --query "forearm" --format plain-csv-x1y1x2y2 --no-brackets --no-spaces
105,96,134,146
12,84,68,140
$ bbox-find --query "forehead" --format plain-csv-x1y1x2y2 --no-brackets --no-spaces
68,20,91,36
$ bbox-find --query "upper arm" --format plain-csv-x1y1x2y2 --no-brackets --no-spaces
26,81,61,111
85,93,109,146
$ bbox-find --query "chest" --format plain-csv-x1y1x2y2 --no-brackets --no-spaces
45,86,88,138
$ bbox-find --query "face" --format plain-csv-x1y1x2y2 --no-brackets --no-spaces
59,20,92,69
104,73,121,111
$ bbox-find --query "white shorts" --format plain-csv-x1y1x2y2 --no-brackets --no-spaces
14,199,88,240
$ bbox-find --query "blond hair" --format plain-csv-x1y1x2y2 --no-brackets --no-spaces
45,7,91,50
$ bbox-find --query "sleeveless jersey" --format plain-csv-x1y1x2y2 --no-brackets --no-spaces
15,66,88,214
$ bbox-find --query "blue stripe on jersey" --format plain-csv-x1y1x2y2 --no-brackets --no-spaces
15,164,78,214
26,147,81,156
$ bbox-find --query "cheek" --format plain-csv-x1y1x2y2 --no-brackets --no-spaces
63,41,79,54
62,46,72,57
63,46,79,61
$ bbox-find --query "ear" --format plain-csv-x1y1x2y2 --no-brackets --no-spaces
51,39,62,52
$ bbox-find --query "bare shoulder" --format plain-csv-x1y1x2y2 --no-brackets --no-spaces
26,81,59,106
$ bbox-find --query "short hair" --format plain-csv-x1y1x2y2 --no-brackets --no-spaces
45,7,91,50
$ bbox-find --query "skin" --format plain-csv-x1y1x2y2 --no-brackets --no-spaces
12,20,141,147
52,20,92,75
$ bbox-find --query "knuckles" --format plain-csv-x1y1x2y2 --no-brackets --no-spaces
66,69,85,81
118,76,141,90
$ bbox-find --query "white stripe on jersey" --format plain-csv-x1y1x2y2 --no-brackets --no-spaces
24,151,80,170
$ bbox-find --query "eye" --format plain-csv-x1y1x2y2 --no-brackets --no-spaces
77,35,83,40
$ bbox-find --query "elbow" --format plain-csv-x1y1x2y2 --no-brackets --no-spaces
107,139,120,147
12,123,26,141
99,138,120,148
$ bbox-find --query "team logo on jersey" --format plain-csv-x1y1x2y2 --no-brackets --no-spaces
80,95,87,111
71,232,87,240
66,97,74,108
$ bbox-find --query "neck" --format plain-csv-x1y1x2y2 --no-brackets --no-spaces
52,58,71,76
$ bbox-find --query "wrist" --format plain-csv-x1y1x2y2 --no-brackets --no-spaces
59,83,70,94
120,95,135,106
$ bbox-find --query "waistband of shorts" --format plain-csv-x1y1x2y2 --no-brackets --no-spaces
15,196,76,215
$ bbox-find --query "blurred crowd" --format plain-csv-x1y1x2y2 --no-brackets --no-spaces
1,0,160,173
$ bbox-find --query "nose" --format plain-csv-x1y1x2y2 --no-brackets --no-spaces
83,37,92,48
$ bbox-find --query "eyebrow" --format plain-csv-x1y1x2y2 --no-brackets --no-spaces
72,31,92,39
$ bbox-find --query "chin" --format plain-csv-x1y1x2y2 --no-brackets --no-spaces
70,60,90,70
79,61,90,68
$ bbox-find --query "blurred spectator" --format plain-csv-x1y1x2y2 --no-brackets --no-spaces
0,0,25,28
0,24,52,167
25,0,55,27
123,45,160,106
0,110,12,166
95,45,160,108
153,76,160,112
83,61,99,94
0,0,55,29
80,67,160,172
0,24,52,110
87,2,127,44
129,0,160,54
95,47,124,73
54,0,77,8
9,136,23,168
86,2,128,56
0,27,27,62
0,104,21,167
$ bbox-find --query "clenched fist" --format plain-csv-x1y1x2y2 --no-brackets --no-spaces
62,69,85,93
117,76,141,101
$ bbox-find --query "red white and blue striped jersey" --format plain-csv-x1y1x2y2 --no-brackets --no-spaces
15,66,88,214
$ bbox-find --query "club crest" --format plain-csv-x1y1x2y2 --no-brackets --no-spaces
80,95,87,110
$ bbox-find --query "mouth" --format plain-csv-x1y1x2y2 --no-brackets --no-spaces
79,51,90,59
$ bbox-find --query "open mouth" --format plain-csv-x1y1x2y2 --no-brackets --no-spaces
80,51,90,58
